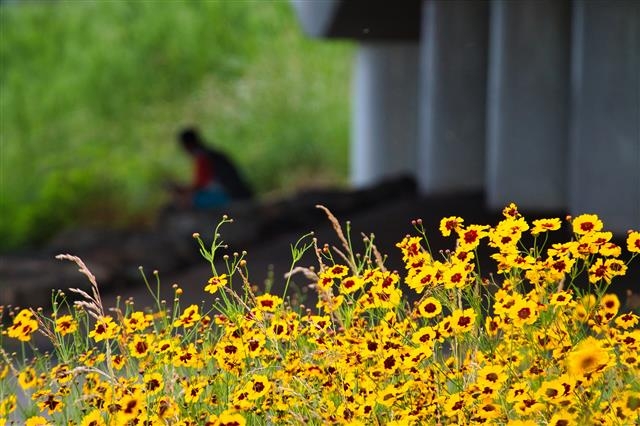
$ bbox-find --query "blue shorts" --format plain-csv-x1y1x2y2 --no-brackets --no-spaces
193,187,230,209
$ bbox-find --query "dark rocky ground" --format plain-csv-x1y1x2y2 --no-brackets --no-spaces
2,176,639,319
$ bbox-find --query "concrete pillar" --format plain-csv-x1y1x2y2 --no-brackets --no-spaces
351,43,420,187
417,0,489,194
486,0,570,210
569,0,640,234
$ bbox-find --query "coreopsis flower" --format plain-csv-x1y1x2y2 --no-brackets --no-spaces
8,309,38,342
340,275,364,294
450,308,476,334
50,364,72,385
572,213,603,235
245,375,271,400
549,290,573,306
439,216,464,237
456,224,489,252
173,343,203,369
548,410,577,426
37,392,63,415
54,314,77,336
155,396,178,421
406,264,437,293
184,380,206,404
566,336,611,377
475,398,502,421
589,258,614,284
442,261,471,289
80,410,105,426
411,326,437,347
502,203,520,218
396,236,424,261
316,272,335,292
204,273,228,294
18,367,37,389
600,293,620,316
117,392,146,424
531,217,562,235
217,410,246,426
88,316,120,342
476,364,507,389
619,349,639,368
509,298,539,327
173,304,201,328
615,312,639,329
485,316,502,336
325,264,349,279
626,230,640,253
111,354,126,370
599,242,622,257
128,334,152,359
123,311,151,333
255,294,282,312
24,417,50,426
416,297,442,318
143,372,164,395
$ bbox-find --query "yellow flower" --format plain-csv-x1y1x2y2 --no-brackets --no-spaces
204,274,228,294
325,264,349,279
128,334,152,359
450,308,476,334
123,311,151,333
548,410,577,426
572,213,603,234
339,275,364,294
566,337,611,377
416,297,442,318
217,410,246,426
439,216,464,237
37,393,64,414
456,224,489,252
143,372,164,396
396,236,424,261
119,391,143,421
7,309,38,342
0,395,16,417
88,316,120,342
627,230,640,253
615,312,639,329
255,293,282,312
531,217,562,235
25,417,50,426
184,380,206,404
600,293,620,316
80,409,105,426
54,314,77,336
18,366,37,389
442,261,471,289
245,374,271,400
173,304,202,328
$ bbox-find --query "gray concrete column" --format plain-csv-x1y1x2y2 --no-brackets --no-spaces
486,0,570,210
417,0,489,194
351,43,420,187
569,0,640,234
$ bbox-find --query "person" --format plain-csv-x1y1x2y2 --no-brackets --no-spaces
173,127,253,209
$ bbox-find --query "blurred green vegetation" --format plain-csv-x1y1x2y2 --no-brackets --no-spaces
0,1,353,251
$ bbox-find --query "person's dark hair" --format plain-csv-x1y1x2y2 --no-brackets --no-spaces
178,127,202,150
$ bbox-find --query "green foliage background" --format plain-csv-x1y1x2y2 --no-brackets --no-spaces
0,1,352,251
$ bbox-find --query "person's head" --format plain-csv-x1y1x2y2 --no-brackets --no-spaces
178,127,203,153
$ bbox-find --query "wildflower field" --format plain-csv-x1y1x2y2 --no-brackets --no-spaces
1,205,639,425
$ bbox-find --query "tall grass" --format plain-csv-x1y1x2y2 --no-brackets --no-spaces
0,1,352,251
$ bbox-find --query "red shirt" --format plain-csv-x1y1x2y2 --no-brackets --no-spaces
193,152,215,189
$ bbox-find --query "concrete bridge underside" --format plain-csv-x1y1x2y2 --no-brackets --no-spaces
292,0,640,234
